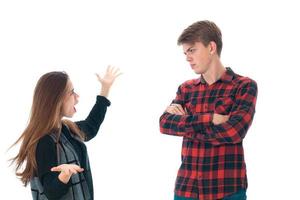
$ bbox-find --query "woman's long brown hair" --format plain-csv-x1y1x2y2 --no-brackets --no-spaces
11,71,84,186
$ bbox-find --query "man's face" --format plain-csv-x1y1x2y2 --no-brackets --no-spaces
182,42,212,74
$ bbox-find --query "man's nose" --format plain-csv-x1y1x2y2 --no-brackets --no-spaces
186,55,192,62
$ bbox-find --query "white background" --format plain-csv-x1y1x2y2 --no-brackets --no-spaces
1,0,299,199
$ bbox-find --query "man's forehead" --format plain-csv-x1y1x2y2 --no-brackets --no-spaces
182,43,195,51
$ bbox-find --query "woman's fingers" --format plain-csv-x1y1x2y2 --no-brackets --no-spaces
113,67,120,74
71,165,84,172
112,67,121,76
50,166,59,172
70,168,78,174
98,66,122,84
107,65,112,73
52,164,83,184
108,67,120,79
51,164,84,174
95,73,102,82
114,69,123,78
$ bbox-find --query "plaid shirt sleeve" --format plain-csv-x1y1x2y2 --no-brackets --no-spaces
160,80,257,146
195,80,257,145
159,84,213,137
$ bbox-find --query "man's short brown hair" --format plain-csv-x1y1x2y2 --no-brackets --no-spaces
177,20,223,56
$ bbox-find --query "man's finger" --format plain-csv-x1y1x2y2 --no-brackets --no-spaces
173,106,184,115
184,107,188,114
166,108,174,114
176,105,186,115
171,104,185,115
166,106,175,114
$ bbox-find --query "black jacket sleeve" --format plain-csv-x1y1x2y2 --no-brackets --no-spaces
36,135,70,199
76,95,111,141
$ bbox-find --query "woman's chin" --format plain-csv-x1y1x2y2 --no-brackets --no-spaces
63,113,75,118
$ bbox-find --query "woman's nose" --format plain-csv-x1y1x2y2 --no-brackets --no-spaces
75,93,79,103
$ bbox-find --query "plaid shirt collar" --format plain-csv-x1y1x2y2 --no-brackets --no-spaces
194,67,236,85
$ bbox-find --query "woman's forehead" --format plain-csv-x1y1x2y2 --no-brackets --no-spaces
66,79,74,90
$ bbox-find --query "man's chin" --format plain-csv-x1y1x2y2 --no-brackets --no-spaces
193,69,204,74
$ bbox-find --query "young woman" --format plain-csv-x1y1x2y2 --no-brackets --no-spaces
11,66,121,200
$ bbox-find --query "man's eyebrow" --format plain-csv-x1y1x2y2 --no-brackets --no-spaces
184,46,194,54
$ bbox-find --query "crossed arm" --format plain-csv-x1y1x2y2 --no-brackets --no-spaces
159,80,257,146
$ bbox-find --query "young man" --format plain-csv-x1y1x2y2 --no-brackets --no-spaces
159,21,257,200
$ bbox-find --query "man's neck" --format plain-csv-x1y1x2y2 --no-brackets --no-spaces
202,57,225,85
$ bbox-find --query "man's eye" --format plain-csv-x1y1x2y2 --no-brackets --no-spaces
184,49,195,55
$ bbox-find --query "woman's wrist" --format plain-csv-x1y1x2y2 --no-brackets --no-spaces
100,86,111,97
58,172,70,184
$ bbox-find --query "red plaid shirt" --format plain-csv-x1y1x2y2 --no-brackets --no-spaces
160,68,257,200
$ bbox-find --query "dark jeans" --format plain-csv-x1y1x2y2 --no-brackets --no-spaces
174,190,247,200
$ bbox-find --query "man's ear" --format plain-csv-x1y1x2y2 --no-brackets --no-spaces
209,41,217,55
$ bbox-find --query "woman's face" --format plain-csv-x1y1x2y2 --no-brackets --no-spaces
61,80,79,118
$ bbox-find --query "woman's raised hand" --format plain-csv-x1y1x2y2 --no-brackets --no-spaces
96,65,122,97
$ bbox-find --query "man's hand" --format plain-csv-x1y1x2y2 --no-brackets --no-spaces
212,113,229,125
51,164,84,184
165,104,228,124
165,104,187,115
